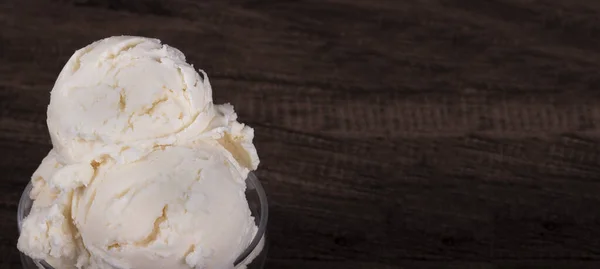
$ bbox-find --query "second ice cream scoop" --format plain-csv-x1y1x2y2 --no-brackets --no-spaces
72,144,257,269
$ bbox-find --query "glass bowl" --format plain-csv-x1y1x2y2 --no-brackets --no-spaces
17,172,269,269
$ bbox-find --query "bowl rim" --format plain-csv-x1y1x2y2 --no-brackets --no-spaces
17,172,269,268
234,172,269,265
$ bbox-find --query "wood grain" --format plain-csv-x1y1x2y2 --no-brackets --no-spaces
2,0,600,268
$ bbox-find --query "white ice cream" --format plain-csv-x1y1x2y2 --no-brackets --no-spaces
72,145,256,269
18,36,262,269
17,151,84,269
48,36,222,165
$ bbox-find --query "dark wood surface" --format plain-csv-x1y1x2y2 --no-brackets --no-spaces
2,0,600,268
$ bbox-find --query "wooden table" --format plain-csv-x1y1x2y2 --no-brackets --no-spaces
2,0,600,268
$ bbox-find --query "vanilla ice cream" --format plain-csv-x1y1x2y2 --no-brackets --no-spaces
49,36,226,165
73,145,256,269
17,150,84,269
18,36,262,269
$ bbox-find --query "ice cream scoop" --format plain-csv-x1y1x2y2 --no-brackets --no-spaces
72,145,257,269
47,36,219,165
